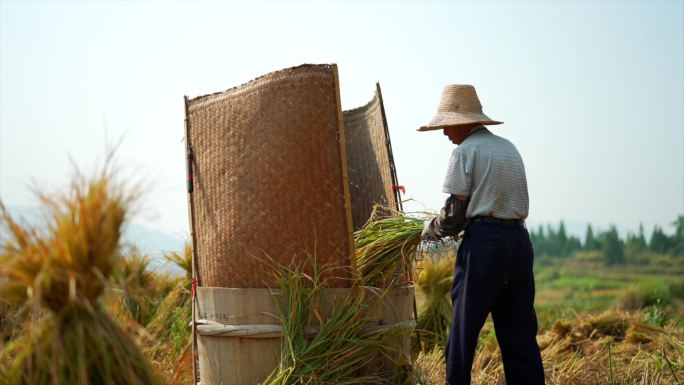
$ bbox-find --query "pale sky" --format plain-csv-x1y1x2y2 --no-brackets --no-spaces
1,0,683,245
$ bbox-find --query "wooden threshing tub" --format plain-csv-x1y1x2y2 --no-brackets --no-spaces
184,64,410,385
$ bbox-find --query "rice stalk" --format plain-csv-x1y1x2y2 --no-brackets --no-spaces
410,347,445,385
354,206,426,287
163,242,192,281
1,304,162,385
0,173,126,310
113,248,159,326
147,242,192,343
0,302,27,348
261,258,408,385
143,242,193,384
0,163,162,385
416,256,454,350
143,283,191,384
411,310,684,385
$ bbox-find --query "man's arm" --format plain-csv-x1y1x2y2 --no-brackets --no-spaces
422,194,469,240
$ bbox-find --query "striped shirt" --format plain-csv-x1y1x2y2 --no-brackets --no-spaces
442,127,529,219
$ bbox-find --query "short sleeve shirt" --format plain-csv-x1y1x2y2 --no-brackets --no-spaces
443,127,529,219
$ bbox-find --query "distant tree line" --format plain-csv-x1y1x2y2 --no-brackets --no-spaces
529,215,684,265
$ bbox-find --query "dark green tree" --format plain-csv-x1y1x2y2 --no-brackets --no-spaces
625,222,647,256
638,222,647,248
543,222,563,257
649,225,672,254
531,221,584,257
584,224,600,251
554,221,581,256
530,225,548,256
563,235,582,257
671,215,684,256
533,225,547,255
558,221,568,244
601,225,625,265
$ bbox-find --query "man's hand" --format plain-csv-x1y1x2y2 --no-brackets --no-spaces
421,220,439,242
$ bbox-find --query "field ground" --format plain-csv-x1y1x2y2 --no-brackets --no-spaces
533,256,684,329
3,250,682,384
410,251,684,383
416,253,684,326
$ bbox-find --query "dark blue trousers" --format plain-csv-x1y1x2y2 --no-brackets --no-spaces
445,221,545,385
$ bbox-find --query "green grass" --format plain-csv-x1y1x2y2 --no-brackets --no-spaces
533,255,684,331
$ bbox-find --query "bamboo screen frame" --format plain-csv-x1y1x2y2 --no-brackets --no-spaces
185,64,354,288
343,83,401,230
185,65,402,289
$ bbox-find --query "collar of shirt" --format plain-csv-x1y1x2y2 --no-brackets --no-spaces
463,125,489,143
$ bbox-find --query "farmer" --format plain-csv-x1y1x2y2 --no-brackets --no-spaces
419,85,545,385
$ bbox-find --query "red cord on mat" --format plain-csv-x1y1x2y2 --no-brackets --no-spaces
392,185,405,194
191,278,197,299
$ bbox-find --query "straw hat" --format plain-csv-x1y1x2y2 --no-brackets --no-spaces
418,84,502,131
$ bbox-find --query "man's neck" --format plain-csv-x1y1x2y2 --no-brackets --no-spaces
468,124,486,135
459,125,487,143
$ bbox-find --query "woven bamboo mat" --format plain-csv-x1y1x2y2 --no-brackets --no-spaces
186,64,354,288
343,83,399,230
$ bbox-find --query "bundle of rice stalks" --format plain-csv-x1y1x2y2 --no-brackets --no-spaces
163,242,192,282
146,283,191,353
544,311,634,357
410,309,684,385
0,166,162,385
354,206,425,287
103,248,174,349
147,242,192,347
539,313,684,385
261,259,408,385
0,302,26,347
573,311,631,340
416,256,454,350
491,311,683,385
112,248,159,326
144,243,193,385
410,347,446,385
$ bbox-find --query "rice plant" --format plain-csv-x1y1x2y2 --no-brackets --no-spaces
147,242,192,346
261,258,409,385
163,242,192,281
410,311,684,385
354,206,425,287
144,243,193,384
0,164,162,385
410,347,445,385
416,255,454,350
113,248,159,326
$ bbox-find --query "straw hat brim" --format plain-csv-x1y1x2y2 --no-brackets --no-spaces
418,112,503,132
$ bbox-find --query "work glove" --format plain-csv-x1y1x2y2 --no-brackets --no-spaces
421,220,438,242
